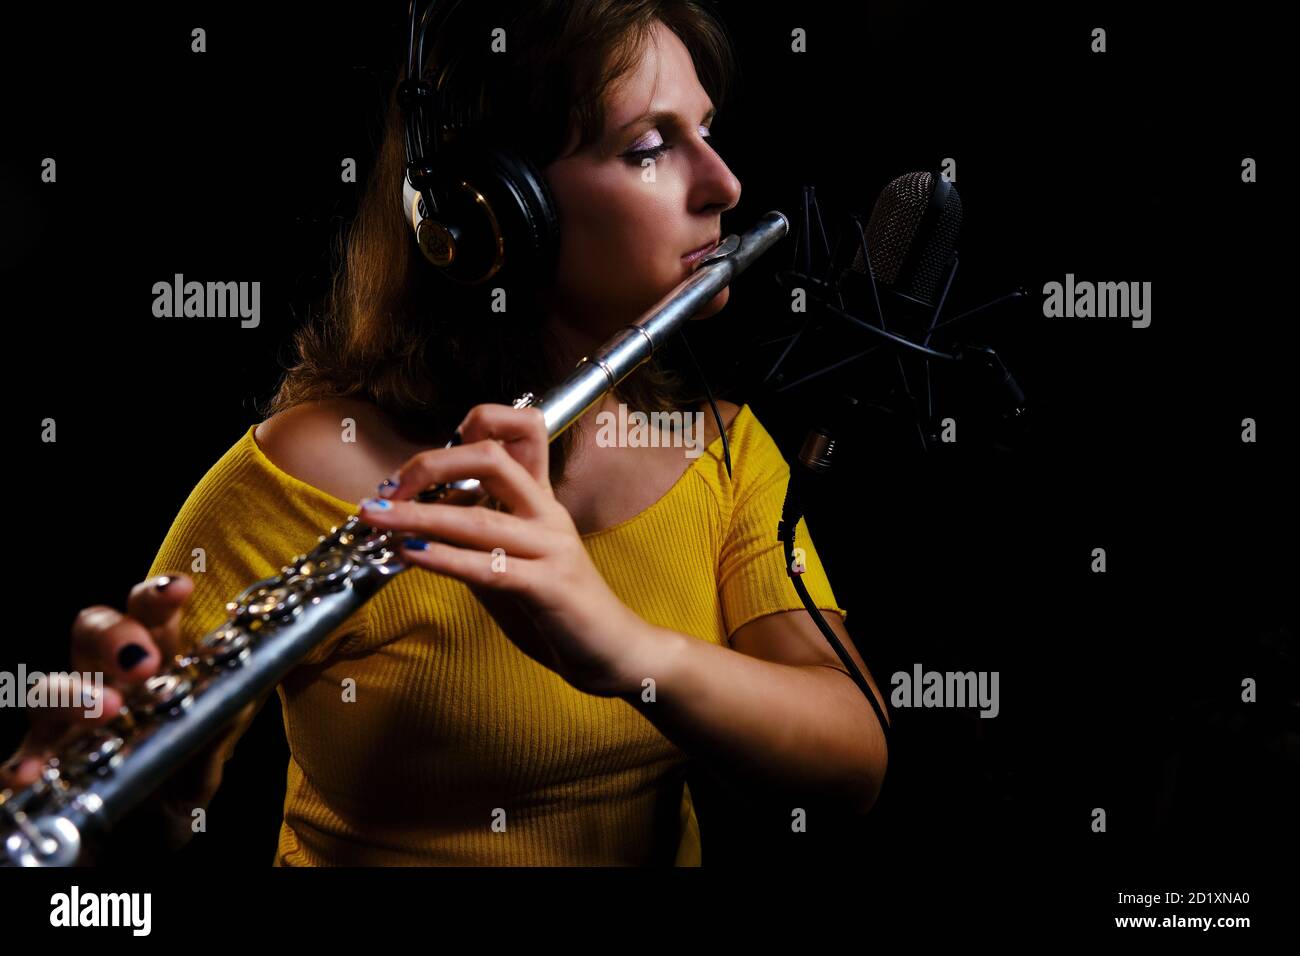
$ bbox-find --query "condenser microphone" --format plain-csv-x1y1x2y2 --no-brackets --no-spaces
840,169,963,309
760,175,1028,447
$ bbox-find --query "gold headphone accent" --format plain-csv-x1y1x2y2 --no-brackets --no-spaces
416,220,457,267
410,179,506,284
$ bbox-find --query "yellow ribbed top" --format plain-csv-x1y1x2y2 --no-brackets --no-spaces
146,404,846,865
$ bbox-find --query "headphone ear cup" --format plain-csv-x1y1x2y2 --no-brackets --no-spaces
482,147,561,284
411,138,561,287
401,175,429,234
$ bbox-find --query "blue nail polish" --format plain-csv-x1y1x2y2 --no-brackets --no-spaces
402,538,429,550
118,643,148,670
377,477,399,498
360,497,392,511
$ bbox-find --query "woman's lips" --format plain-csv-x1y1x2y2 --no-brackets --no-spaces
682,237,721,264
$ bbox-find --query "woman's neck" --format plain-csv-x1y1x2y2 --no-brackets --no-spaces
539,308,629,437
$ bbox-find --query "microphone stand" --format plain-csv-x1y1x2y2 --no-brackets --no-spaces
736,184,1030,751
760,184,1029,452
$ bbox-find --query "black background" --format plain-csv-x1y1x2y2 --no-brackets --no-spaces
1,0,1293,933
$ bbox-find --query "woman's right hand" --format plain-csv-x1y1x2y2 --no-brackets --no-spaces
2,573,256,848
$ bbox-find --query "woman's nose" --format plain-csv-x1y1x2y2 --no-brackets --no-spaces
690,139,742,212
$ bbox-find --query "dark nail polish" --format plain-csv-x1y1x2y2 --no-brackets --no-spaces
448,429,463,447
402,538,430,551
117,643,148,670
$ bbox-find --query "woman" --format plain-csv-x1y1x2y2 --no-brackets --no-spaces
5,0,888,865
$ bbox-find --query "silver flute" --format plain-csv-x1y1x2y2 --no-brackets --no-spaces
1,210,789,866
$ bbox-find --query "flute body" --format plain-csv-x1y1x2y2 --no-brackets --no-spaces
1,211,788,866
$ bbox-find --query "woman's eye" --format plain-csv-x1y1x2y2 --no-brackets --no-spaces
624,126,715,165
626,143,672,164
624,131,669,164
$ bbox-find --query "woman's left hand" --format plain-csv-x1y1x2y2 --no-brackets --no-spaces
357,402,659,698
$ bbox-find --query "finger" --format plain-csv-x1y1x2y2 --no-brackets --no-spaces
359,498,552,557
396,537,540,595
70,605,165,686
4,683,123,790
458,404,551,489
381,403,551,500
383,437,554,518
3,747,57,790
124,573,195,660
15,673,125,752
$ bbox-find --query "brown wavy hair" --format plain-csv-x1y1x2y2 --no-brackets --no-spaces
258,0,740,486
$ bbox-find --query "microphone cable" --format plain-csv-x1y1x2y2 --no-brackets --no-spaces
777,400,892,745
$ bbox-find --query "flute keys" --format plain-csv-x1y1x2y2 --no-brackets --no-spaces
61,732,125,778
108,707,136,737
229,581,303,625
294,551,354,589
135,673,194,718
0,768,51,814
3,814,82,868
336,517,393,554
197,625,253,668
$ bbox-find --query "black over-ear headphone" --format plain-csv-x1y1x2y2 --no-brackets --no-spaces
397,0,561,287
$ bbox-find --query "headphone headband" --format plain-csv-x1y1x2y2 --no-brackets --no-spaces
398,0,561,287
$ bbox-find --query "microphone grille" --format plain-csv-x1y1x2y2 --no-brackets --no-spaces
851,170,962,306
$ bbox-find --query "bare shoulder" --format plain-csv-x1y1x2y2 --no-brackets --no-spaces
254,397,425,505
698,399,743,448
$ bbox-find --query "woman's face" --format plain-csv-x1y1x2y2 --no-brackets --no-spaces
540,20,743,345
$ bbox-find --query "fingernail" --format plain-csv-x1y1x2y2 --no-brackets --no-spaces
155,575,172,591
448,429,463,447
377,476,400,498
117,643,148,670
82,607,124,631
402,538,429,551
359,497,392,511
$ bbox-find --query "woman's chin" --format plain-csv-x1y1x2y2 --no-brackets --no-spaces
689,285,730,320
